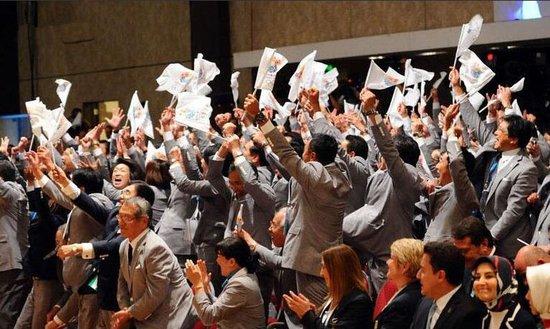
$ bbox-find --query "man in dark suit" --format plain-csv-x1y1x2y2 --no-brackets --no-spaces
51,167,155,329
410,241,484,329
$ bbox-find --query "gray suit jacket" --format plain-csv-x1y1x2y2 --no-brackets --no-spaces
207,157,276,249
118,230,196,329
338,150,371,214
264,124,351,277
343,121,423,261
482,152,538,259
423,141,480,242
531,174,550,246
169,163,228,246
40,176,113,289
192,267,265,329
0,180,28,272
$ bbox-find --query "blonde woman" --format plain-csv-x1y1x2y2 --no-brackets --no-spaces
374,238,423,329
283,244,373,329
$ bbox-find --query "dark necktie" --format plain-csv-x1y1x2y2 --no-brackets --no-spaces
128,244,133,265
480,154,501,207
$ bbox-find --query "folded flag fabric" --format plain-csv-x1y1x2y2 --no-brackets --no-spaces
288,50,316,102
55,79,72,108
231,71,240,105
254,47,288,91
459,49,495,95
156,63,197,96
175,92,213,133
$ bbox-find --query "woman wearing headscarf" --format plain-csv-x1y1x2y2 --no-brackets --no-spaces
472,255,537,329
526,263,550,329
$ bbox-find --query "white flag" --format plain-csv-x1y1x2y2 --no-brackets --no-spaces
365,60,397,90
192,53,220,92
230,71,240,105
44,107,72,143
55,79,71,108
146,141,166,165
127,91,143,135
432,71,447,89
387,87,405,127
156,63,197,96
288,50,316,102
320,68,339,100
25,98,50,137
142,101,155,139
303,61,327,90
405,60,434,87
385,67,405,85
456,14,483,59
459,49,495,95
259,90,283,113
510,77,525,93
344,100,358,114
175,92,212,132
505,99,522,117
469,92,485,111
254,47,288,91
404,85,421,107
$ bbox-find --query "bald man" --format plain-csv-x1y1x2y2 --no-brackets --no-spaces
514,245,550,276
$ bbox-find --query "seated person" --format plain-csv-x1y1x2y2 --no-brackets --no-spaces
374,238,423,329
472,256,537,329
185,237,265,329
284,244,373,329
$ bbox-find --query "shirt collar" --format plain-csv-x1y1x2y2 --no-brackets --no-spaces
501,148,520,158
435,284,461,312
130,228,149,250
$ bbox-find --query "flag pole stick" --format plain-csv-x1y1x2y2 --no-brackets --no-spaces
29,134,35,152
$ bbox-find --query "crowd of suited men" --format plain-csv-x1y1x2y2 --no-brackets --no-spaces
1,67,550,329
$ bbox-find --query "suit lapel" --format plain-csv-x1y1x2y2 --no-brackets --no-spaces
129,231,150,295
486,155,521,203
433,288,463,329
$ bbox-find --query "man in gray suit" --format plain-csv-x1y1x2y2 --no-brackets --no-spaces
0,160,31,329
342,89,424,292
451,69,538,259
207,134,277,316
113,197,196,329
244,90,351,307
531,174,550,246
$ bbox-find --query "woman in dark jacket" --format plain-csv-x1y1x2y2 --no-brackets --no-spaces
472,255,537,329
374,238,424,329
284,244,373,329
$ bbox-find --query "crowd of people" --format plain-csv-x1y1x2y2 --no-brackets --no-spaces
1,66,550,329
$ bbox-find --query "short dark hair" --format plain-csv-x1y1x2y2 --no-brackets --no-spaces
452,216,494,248
216,237,258,273
284,131,304,159
72,168,103,194
345,135,369,159
202,144,220,166
115,158,144,181
130,181,155,210
249,144,268,167
424,241,465,286
310,134,338,165
394,132,420,166
0,160,16,182
502,115,534,149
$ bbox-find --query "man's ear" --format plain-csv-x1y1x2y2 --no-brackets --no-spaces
348,150,356,158
310,151,318,162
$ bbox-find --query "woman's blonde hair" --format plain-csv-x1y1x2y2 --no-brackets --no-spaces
321,244,367,307
390,238,424,279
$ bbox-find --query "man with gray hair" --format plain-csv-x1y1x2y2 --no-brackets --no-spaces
112,197,196,329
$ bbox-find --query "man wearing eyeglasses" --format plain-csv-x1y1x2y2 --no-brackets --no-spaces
112,197,195,329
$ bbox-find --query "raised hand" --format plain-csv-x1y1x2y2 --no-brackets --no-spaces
282,291,316,318
243,94,260,118
0,136,9,156
37,146,56,172
443,104,460,132
359,88,378,112
106,107,125,130
51,165,70,188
